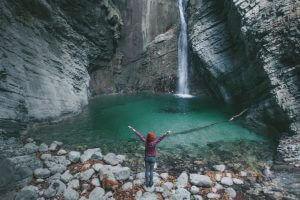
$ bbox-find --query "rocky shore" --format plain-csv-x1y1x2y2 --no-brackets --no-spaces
0,135,297,200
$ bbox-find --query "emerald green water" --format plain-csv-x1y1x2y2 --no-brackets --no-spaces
28,94,277,172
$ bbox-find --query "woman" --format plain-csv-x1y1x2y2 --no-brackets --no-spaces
128,126,171,187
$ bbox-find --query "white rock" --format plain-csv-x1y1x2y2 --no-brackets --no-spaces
49,164,66,174
162,182,174,191
64,187,79,200
44,186,56,198
68,179,80,190
48,173,61,181
52,180,66,195
170,188,191,200
79,197,88,200
49,142,58,151
34,168,51,179
61,170,73,183
104,191,113,199
98,165,115,180
41,154,52,161
24,143,39,153
68,151,81,163
155,187,164,193
136,172,145,180
225,187,237,198
80,148,102,163
133,179,144,186
190,186,199,194
116,154,126,163
193,195,203,200
214,183,223,191
160,173,169,181
226,173,232,178
144,185,155,192
39,143,49,152
213,164,226,172
221,177,233,186
92,163,103,172
240,171,247,177
233,178,244,185
26,138,34,143
140,192,158,200
36,179,44,183
190,174,212,187
57,149,67,155
15,185,39,200
122,182,133,190
112,165,131,181
104,153,120,166
215,174,222,182
89,187,105,200
135,190,143,200
91,178,101,187
175,172,188,188
207,193,220,199
80,168,95,181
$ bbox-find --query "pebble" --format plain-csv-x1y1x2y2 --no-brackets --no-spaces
39,143,49,152
80,168,95,181
190,174,212,187
160,172,169,181
221,177,233,186
225,187,237,198
61,170,73,183
64,187,79,200
57,149,67,155
207,193,220,199
91,178,101,187
41,153,52,160
122,182,133,190
233,178,244,185
68,179,80,189
213,164,226,172
170,188,191,200
215,174,222,182
190,185,199,194
68,151,81,163
104,153,120,165
92,163,103,172
240,171,247,177
193,195,203,200
89,187,105,200
175,171,188,188
80,148,102,163
34,168,51,179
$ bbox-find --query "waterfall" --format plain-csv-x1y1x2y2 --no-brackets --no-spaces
176,0,192,98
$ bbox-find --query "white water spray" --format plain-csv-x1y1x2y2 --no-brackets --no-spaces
176,0,192,98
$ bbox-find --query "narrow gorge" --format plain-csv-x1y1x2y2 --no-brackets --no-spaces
0,0,299,199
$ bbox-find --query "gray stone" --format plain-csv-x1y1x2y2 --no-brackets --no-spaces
240,171,247,177
112,165,130,181
162,182,173,191
49,142,58,151
57,149,67,155
122,182,133,190
52,180,66,195
44,186,57,198
68,179,80,190
160,173,169,181
91,178,101,187
233,178,244,185
175,172,188,188
40,154,51,161
80,168,95,181
15,185,38,200
92,163,103,172
116,154,126,163
68,151,81,163
24,143,39,153
221,177,233,186
207,193,220,199
80,148,102,163
190,185,199,194
193,195,203,200
89,187,105,200
61,170,73,183
225,187,236,198
140,192,158,200
34,168,50,179
39,143,48,152
170,188,191,200
135,190,143,200
64,187,79,200
104,153,120,166
190,174,212,187
213,164,226,172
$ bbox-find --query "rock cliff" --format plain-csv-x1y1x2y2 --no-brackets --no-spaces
0,0,122,133
188,0,300,138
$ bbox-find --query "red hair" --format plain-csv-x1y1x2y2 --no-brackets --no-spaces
147,132,155,142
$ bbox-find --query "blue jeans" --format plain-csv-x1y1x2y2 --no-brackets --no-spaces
145,156,156,187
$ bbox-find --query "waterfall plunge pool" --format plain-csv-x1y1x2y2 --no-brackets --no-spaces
27,94,277,174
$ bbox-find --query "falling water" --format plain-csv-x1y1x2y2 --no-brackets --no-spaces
176,0,192,98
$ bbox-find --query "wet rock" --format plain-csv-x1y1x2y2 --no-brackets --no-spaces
68,151,81,163
190,174,212,187
175,171,188,188
225,187,237,198
68,179,79,190
34,168,50,179
213,164,226,172
122,182,133,190
170,188,191,200
80,168,95,181
15,185,38,200
221,177,233,186
39,143,48,152
61,170,73,183
57,149,67,155
104,153,120,166
81,148,102,163
24,143,38,153
89,187,105,200
64,187,79,200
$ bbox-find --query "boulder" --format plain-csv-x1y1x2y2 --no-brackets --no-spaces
207,193,220,199
68,151,81,163
64,187,79,200
112,166,130,181
93,163,103,172
91,178,101,187
104,153,120,166
39,143,48,152
190,174,212,187
52,180,66,195
61,170,73,183
15,185,39,200
40,154,51,161
68,179,80,189
122,182,133,190
213,164,226,172
43,186,56,198
57,149,67,155
233,178,244,185
170,188,191,200
80,168,95,181
89,187,105,200
80,148,102,163
160,173,169,181
193,195,203,200
24,143,39,153
190,185,199,194
225,187,236,198
175,172,188,188
221,177,233,186
34,168,50,179
162,182,173,191
140,192,158,200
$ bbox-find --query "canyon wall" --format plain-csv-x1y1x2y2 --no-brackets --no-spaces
188,0,300,138
90,0,180,94
0,0,122,133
